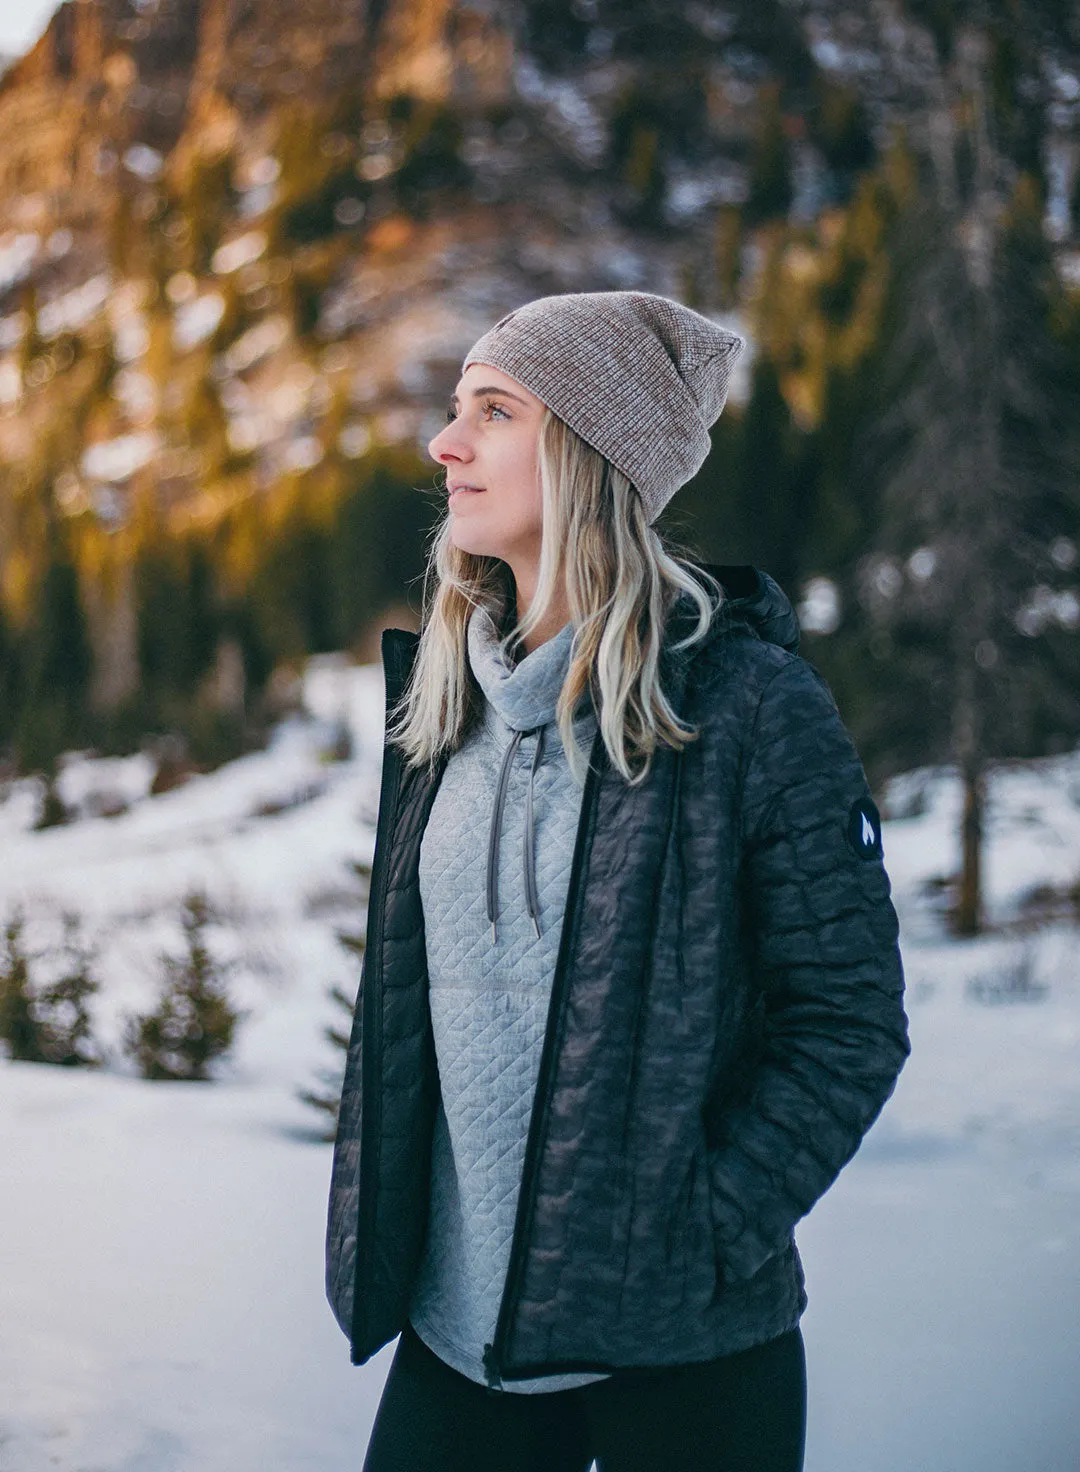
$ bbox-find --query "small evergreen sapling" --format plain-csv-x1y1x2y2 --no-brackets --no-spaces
0,907,48,1063
36,911,102,1067
299,857,370,1138
0,905,102,1066
124,889,245,1081
297,980,358,1139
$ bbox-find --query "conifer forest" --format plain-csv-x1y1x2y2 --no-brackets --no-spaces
0,1,1078,930
0,0,1078,923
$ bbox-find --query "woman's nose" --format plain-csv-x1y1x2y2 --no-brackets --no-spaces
428,421,473,465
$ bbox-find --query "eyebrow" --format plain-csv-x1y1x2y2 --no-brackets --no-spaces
448,385,530,410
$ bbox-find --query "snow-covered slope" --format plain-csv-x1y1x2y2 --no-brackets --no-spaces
1,659,1078,1471
0,655,385,1092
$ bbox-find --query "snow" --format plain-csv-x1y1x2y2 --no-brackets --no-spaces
37,273,111,339
1,1069,388,1472
1,659,1078,1470
122,145,164,182
81,430,162,484
0,231,39,292
221,314,290,374
211,232,269,277
172,292,226,352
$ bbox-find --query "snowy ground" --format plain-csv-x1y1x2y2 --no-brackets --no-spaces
1,656,1078,1471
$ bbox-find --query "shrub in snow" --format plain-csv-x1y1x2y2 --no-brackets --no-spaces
322,716,353,764
298,858,369,1138
0,908,48,1063
0,907,100,1066
123,890,246,1081
297,980,358,1140
147,733,200,796
250,777,327,819
1015,877,1080,928
35,772,72,830
33,911,102,1067
966,940,1049,1006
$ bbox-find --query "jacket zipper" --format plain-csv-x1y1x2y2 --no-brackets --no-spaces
484,724,608,1387
349,637,409,1361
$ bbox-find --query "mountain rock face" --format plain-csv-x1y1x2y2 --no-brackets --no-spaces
0,0,1072,550
0,2,786,498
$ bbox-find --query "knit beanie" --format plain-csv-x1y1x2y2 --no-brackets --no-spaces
462,291,744,523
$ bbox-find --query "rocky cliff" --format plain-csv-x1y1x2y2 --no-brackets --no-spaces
0,0,1072,546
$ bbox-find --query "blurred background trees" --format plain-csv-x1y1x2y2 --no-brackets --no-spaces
0,0,1078,931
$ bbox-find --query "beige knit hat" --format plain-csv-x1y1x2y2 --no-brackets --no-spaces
462,290,744,523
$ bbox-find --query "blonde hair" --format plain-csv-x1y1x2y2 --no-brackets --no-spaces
389,409,723,786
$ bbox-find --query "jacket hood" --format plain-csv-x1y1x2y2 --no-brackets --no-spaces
687,562,800,656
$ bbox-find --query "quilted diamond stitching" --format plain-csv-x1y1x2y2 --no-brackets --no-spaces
409,641,609,1390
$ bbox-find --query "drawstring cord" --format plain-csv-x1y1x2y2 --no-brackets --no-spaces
523,727,545,939
486,725,545,943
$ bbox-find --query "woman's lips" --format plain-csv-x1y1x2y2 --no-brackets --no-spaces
448,486,486,501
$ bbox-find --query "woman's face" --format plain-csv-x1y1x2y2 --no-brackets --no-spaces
427,362,547,574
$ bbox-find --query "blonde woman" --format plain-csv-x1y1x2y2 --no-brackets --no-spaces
326,291,909,1472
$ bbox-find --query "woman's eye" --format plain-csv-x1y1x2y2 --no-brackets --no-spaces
444,399,511,424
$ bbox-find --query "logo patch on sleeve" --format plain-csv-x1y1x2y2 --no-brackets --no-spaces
847,798,883,859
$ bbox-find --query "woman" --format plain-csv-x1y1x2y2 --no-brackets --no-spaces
326,291,909,1472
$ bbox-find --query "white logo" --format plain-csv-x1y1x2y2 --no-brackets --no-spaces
861,812,876,847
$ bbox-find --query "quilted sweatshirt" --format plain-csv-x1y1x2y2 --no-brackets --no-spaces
408,603,610,1392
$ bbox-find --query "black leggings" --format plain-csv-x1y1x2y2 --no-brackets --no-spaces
362,1321,806,1472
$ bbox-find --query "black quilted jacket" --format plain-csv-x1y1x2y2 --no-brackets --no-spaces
325,564,909,1387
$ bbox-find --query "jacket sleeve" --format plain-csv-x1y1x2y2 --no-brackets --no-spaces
705,655,910,1284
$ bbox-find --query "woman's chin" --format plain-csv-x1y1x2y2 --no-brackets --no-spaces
448,527,501,559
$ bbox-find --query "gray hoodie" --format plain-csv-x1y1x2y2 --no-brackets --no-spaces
407,603,611,1392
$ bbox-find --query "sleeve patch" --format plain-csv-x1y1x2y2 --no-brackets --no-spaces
847,797,883,859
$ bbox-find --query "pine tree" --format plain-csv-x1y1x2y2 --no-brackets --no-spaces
15,529,93,792
847,39,1080,934
809,76,875,205
745,82,794,228
177,148,238,276
0,906,103,1066
123,890,245,1081
298,858,370,1138
297,980,359,1140
0,908,48,1064
135,533,220,704
735,357,814,593
36,911,102,1068
0,597,16,754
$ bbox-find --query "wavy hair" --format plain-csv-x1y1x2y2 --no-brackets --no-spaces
388,409,724,786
